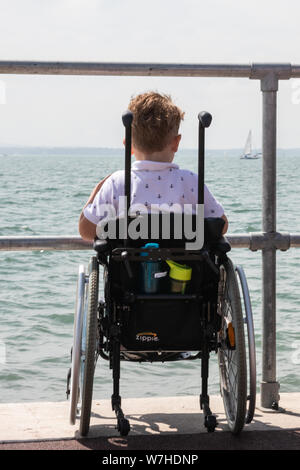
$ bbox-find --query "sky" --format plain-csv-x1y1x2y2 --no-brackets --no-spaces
0,0,300,149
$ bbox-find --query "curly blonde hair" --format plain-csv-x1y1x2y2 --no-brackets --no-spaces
128,91,184,153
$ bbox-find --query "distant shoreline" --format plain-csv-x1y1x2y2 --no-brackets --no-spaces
1,146,300,157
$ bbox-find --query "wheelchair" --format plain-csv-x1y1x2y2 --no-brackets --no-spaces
66,111,256,437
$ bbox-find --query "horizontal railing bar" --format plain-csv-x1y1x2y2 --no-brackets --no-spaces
291,66,300,78
0,233,300,251
0,236,92,251
0,61,299,79
290,233,300,247
0,61,253,77
227,234,250,248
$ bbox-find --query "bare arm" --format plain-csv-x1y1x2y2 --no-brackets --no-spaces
221,214,229,234
78,175,111,241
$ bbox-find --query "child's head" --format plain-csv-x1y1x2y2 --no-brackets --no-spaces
128,91,184,158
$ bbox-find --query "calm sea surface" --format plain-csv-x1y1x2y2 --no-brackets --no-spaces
0,148,299,403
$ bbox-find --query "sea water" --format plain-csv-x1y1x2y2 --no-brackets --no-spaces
0,148,299,402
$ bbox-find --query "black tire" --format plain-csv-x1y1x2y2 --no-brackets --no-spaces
205,415,217,433
79,256,99,436
118,418,130,437
218,258,247,434
235,265,256,424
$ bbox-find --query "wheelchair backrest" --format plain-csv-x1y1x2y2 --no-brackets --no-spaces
96,214,226,251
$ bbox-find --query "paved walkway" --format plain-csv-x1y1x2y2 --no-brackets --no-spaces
1,429,300,450
0,394,299,450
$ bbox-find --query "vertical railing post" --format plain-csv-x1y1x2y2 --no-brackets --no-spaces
260,72,280,408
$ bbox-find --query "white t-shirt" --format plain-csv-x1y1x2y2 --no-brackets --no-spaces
84,159,224,224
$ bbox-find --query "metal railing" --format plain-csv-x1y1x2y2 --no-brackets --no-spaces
1,60,300,408
0,233,300,251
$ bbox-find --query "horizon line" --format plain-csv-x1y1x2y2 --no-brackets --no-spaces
1,144,299,151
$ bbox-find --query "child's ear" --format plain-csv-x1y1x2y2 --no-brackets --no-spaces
123,137,134,155
172,134,181,152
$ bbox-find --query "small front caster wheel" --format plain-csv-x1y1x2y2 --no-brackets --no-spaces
205,414,217,433
117,418,130,436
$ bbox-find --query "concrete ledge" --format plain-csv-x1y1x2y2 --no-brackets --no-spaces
0,393,299,446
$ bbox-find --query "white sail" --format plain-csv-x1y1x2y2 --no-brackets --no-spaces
244,130,252,156
240,130,260,159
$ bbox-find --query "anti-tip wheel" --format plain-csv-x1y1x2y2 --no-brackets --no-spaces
117,418,131,437
205,414,217,433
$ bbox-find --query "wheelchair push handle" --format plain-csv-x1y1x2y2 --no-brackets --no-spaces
122,110,134,245
198,111,212,129
198,111,212,206
122,110,134,128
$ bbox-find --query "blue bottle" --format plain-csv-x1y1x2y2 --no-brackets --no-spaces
140,243,164,294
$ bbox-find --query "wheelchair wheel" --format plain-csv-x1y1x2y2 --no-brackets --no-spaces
69,264,87,425
79,256,99,436
218,258,247,434
235,265,256,424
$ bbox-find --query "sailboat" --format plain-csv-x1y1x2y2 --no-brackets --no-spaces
240,130,261,159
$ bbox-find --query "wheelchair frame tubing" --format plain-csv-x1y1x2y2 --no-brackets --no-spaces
109,304,126,421
200,303,211,415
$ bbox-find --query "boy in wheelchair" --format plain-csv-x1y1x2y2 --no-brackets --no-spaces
72,92,252,437
79,91,228,363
